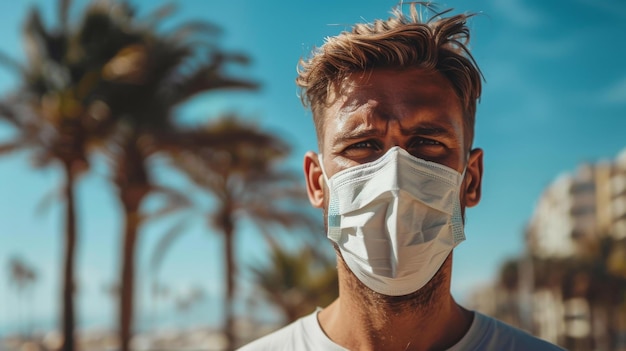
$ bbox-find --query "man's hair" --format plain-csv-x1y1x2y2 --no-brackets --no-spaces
296,3,483,149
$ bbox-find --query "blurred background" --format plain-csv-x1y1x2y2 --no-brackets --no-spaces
0,0,625,350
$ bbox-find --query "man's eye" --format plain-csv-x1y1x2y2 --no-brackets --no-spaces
411,138,442,147
408,138,446,160
342,140,382,160
347,140,381,150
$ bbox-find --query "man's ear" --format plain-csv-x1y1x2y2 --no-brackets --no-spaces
303,151,325,208
464,148,484,208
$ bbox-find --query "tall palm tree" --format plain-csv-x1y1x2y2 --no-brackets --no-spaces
84,3,260,350
151,116,320,350
0,1,126,349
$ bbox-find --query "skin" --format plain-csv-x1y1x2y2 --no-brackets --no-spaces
303,68,484,350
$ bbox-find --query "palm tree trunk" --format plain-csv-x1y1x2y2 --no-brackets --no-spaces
116,137,149,351
61,162,77,351
119,207,141,351
224,219,236,351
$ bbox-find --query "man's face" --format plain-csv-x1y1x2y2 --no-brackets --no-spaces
302,67,484,303
304,68,483,213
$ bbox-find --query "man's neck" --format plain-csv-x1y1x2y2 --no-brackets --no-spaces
318,255,474,351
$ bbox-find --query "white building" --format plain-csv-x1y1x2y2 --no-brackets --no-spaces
527,147,626,258
527,174,576,258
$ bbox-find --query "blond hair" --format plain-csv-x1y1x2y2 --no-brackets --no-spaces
296,4,483,148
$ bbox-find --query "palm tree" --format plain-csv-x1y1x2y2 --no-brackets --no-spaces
150,116,319,350
249,243,337,324
0,1,125,348
1,1,260,349
82,3,259,350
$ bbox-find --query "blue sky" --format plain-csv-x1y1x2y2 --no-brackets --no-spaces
1,0,625,335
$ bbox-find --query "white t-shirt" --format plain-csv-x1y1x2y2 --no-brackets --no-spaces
238,309,566,350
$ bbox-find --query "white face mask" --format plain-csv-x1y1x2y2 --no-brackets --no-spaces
319,147,466,296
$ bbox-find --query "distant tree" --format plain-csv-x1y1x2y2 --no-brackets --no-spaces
174,285,206,313
498,234,626,350
498,258,519,292
6,256,37,336
574,235,626,350
149,280,170,330
249,243,337,324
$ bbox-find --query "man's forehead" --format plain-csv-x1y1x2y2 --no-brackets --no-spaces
317,68,467,149
325,71,461,120
329,69,458,105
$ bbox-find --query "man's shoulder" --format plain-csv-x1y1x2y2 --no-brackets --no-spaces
462,312,566,351
237,318,304,351
237,310,343,351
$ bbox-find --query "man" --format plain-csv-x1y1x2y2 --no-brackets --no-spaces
240,4,564,351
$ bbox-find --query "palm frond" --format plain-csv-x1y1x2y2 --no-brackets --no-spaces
0,51,26,76
171,62,259,105
35,185,63,217
144,185,193,221
165,21,222,42
140,2,177,29
0,140,27,155
58,0,71,34
244,205,321,234
149,217,192,274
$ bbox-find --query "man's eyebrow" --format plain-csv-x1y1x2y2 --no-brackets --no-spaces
332,128,384,145
400,123,457,139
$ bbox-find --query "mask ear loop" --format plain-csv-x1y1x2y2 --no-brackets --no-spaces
460,152,471,179
317,153,330,185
